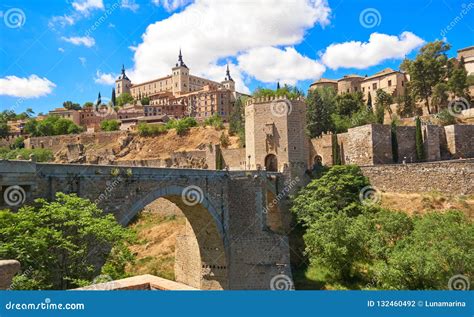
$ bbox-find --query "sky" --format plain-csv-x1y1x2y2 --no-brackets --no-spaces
0,0,473,115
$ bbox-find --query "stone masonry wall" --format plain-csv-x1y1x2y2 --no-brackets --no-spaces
361,159,474,195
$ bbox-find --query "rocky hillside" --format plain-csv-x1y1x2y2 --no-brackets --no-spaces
47,126,240,165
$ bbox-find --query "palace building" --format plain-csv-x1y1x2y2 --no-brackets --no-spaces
115,50,243,121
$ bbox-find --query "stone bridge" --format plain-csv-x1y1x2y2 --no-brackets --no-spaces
0,160,294,290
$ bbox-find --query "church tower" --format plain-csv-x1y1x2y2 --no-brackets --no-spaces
115,65,131,97
172,49,190,95
221,64,235,91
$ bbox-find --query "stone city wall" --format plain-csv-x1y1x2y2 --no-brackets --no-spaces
360,159,474,195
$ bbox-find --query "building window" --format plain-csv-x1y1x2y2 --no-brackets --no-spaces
388,80,392,87
372,83,377,90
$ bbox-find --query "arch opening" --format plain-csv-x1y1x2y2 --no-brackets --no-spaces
264,154,278,172
124,186,228,290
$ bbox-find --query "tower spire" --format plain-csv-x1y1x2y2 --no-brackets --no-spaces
225,63,233,81
176,49,187,68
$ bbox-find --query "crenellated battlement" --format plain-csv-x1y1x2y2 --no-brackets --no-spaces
245,95,305,106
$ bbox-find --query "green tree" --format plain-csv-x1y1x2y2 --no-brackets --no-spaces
390,120,398,163
375,89,393,123
82,102,94,109
448,56,469,98
100,119,120,131
63,101,81,110
24,116,83,137
140,96,150,105
203,113,224,129
397,85,417,118
367,92,373,112
111,88,117,107
415,116,424,161
0,193,134,290
331,134,341,165
229,97,245,146
375,211,473,290
401,41,451,114
0,121,9,138
335,92,364,117
116,92,134,107
431,82,449,111
306,87,336,137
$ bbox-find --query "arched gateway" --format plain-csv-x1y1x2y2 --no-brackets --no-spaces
0,161,293,290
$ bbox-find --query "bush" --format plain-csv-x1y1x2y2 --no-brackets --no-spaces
10,136,25,149
436,108,457,126
0,147,53,162
292,165,474,289
219,132,230,148
137,123,166,136
203,114,224,129
165,117,197,136
0,193,134,289
100,119,120,131
24,116,83,137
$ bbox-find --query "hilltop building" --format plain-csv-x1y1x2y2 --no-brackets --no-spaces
115,51,243,121
457,46,474,75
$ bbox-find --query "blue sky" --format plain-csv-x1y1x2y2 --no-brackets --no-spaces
0,0,472,115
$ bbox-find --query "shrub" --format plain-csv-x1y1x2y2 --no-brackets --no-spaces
203,114,224,129
137,123,166,137
0,193,134,289
0,147,53,162
100,119,120,131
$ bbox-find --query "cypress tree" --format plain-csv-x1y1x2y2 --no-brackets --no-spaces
367,92,373,112
391,120,398,163
111,88,116,107
415,116,424,161
332,134,341,165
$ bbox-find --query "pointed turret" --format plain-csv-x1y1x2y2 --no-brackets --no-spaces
176,49,188,68
224,63,233,82
118,64,129,80
96,92,102,110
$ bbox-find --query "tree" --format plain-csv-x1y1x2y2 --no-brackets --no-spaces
116,92,134,107
0,193,134,290
306,87,336,138
401,41,451,114
431,82,449,111
219,132,230,148
448,56,469,98
111,88,117,107
24,116,83,136
375,211,473,290
82,102,94,109
229,97,245,146
331,134,341,165
0,121,9,138
96,92,102,108
140,96,150,105
367,92,373,112
375,89,393,123
63,101,81,110
415,116,424,161
397,85,417,118
100,119,120,131
335,92,364,117
391,120,398,163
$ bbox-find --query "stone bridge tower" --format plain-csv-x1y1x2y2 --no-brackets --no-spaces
245,96,309,179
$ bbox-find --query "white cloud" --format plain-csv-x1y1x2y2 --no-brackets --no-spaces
79,57,87,66
94,71,116,85
238,46,325,85
61,36,96,47
72,0,104,14
48,15,75,29
322,32,425,70
129,0,331,92
152,0,192,12
58,47,65,53
0,75,56,98
121,0,139,12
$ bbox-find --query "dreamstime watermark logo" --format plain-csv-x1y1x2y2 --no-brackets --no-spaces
94,97,115,118
270,99,292,117
84,1,121,37
448,97,470,117
3,185,26,207
448,274,470,290
1,8,26,28
359,8,381,28
94,176,123,205
263,176,300,214
89,274,117,290
440,3,474,37
270,274,294,290
181,185,204,206
359,186,381,206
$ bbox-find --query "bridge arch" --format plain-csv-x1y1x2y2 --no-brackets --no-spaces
122,185,228,290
